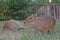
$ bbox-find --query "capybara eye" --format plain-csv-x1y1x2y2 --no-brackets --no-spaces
30,18,32,19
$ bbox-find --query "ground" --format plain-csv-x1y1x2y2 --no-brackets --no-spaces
0,20,60,40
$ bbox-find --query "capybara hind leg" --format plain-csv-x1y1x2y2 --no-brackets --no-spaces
47,30,51,34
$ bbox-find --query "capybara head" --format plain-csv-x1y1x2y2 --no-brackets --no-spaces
24,14,39,26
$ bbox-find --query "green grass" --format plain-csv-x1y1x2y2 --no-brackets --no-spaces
0,20,60,40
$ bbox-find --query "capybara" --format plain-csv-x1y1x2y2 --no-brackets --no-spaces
3,19,24,30
24,14,56,33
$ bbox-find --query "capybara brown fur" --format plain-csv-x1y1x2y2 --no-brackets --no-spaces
3,19,24,30
24,14,56,33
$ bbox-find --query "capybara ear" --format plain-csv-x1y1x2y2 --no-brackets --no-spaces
31,14,34,16
33,14,38,17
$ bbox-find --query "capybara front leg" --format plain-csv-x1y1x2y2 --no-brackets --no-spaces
52,26,57,33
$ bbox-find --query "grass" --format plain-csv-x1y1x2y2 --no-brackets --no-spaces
0,20,60,40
